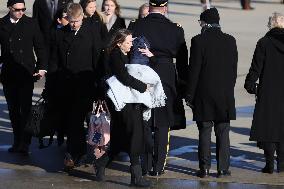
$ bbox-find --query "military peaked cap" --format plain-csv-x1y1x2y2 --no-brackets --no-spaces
149,0,168,7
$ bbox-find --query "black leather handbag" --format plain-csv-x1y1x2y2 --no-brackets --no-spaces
25,97,46,137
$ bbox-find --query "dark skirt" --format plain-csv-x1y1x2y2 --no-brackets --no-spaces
107,99,145,156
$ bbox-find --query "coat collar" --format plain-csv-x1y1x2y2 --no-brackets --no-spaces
266,28,284,52
62,19,88,46
146,13,169,21
1,14,28,32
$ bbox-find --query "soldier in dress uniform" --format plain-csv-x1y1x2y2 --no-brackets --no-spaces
128,0,189,176
0,0,47,154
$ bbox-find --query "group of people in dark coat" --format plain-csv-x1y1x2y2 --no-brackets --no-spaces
1,0,284,187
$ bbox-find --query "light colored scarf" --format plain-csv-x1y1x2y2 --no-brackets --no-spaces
106,14,117,31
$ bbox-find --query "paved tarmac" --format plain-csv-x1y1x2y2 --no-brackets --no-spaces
1,0,284,188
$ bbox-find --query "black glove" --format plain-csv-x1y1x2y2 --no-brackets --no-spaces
245,83,258,95
185,94,194,109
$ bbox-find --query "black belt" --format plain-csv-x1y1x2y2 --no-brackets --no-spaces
155,57,173,64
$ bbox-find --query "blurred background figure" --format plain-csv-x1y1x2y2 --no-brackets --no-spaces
128,3,149,30
240,0,253,10
244,12,284,174
200,0,211,11
138,3,149,19
101,0,126,44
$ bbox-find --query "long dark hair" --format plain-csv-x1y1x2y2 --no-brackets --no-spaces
107,28,132,53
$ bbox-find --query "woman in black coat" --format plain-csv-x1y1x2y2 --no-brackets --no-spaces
94,29,152,187
101,0,126,45
245,12,284,174
79,0,108,44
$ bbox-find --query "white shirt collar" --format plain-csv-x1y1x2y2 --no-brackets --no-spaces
10,17,20,24
71,27,81,35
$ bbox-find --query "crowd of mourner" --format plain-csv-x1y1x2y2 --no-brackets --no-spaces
0,0,284,187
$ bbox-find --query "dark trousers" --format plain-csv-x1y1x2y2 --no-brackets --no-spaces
200,0,211,3
197,121,230,171
141,121,154,173
141,125,170,173
240,0,251,8
262,142,284,172
64,98,90,159
3,82,33,147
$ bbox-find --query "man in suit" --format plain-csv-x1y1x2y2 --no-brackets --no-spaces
128,0,189,176
33,0,73,56
185,8,238,178
49,3,102,169
0,0,47,154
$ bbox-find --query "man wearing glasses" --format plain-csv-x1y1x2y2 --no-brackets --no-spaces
0,0,47,154
48,3,102,169
186,8,238,178
33,0,73,58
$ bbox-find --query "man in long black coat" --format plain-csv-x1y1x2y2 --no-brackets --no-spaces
49,3,102,168
185,8,238,178
128,0,189,176
33,0,73,56
0,0,47,153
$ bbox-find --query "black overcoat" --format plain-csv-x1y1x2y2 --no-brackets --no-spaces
33,0,73,57
48,18,102,100
105,16,126,45
33,0,73,38
128,13,188,128
91,12,108,46
244,28,284,143
186,28,238,121
107,47,147,155
0,14,47,84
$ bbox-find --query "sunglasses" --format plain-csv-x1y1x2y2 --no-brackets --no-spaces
12,7,26,12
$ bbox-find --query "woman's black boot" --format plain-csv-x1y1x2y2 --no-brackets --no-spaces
94,154,109,181
262,150,274,174
130,165,151,187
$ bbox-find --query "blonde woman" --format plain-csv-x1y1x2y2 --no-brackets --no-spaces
245,12,284,174
80,0,108,44
80,0,105,22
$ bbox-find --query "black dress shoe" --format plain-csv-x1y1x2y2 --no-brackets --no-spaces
262,166,273,174
149,170,165,176
197,169,210,178
64,153,75,171
217,170,231,178
17,144,30,155
142,170,149,176
8,145,19,153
